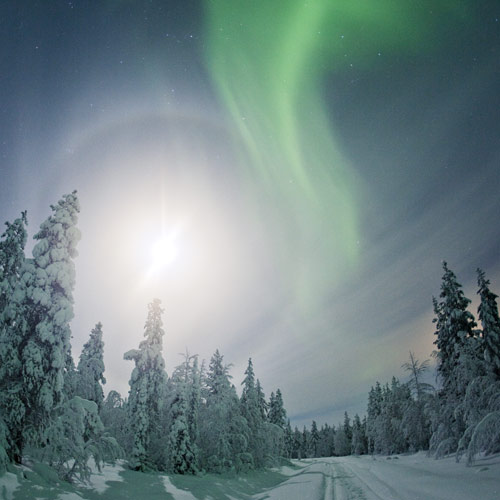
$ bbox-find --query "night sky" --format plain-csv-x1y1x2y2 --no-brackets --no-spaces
1,1,499,427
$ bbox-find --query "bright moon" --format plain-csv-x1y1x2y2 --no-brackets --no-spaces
150,233,179,273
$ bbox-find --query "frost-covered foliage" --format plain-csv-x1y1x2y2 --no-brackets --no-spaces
334,425,350,456
427,263,483,456
0,212,28,463
477,268,500,378
351,414,367,455
124,298,168,471
76,322,106,408
166,352,199,474
268,389,286,428
365,378,413,455
168,390,197,474
400,352,433,451
21,192,81,446
40,396,120,483
284,419,294,458
0,417,10,473
357,264,500,464
454,374,500,465
100,390,128,451
310,420,320,457
432,262,478,396
198,349,247,472
240,358,267,466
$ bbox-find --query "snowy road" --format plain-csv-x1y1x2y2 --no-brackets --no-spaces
254,453,500,500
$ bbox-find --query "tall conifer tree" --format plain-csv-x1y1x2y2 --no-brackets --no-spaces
433,262,477,395
477,268,500,378
76,322,106,409
0,212,28,463
21,192,81,450
124,299,167,470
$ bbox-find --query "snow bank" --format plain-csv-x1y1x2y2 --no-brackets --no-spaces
161,475,197,499
0,472,19,500
84,461,125,494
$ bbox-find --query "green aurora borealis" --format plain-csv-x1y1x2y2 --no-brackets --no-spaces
203,0,472,309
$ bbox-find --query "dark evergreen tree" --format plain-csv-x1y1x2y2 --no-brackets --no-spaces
187,356,201,450
477,268,500,378
433,262,478,395
301,426,309,458
343,411,352,443
366,381,382,453
268,388,287,428
351,414,366,455
240,358,265,467
256,379,268,422
0,211,28,464
310,420,320,457
168,389,197,474
334,423,350,456
76,322,106,409
292,426,302,458
284,419,294,458
430,263,481,456
100,390,128,451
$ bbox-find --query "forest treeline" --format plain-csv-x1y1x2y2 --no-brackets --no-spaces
1,193,499,484
0,193,289,481
296,262,500,465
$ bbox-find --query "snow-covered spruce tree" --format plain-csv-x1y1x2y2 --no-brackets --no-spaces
477,268,500,378
343,411,353,445
167,352,199,474
284,419,294,458
199,349,249,472
301,426,309,458
124,298,168,471
292,426,302,458
20,192,81,453
334,423,350,456
310,420,320,457
227,384,252,472
317,423,335,457
76,322,106,409
240,358,267,467
430,263,480,456
256,379,268,422
367,378,412,455
187,356,201,451
100,390,128,450
268,388,286,429
451,270,500,465
0,211,28,464
42,396,120,483
433,262,478,395
366,382,382,454
351,414,367,455
167,388,197,474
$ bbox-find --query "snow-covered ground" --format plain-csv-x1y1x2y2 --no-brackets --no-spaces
259,453,500,500
1,453,499,499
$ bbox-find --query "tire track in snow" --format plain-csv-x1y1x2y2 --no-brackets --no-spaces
331,461,364,500
323,463,334,500
337,460,403,500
